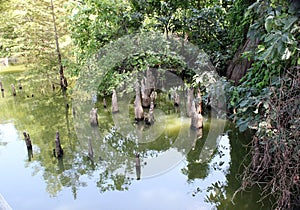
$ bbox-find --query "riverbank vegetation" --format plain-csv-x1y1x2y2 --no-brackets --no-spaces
0,0,299,209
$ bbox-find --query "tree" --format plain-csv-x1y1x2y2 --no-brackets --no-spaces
0,0,71,91
68,0,141,63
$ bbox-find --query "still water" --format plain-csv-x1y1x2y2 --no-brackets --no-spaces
0,72,265,210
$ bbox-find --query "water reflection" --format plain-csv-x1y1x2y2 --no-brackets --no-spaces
0,72,267,209
187,134,231,204
135,153,141,180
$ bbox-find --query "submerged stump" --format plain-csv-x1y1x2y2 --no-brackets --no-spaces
186,88,194,117
134,82,144,121
190,101,203,129
196,88,202,114
141,78,151,108
173,91,180,107
150,90,157,104
23,131,33,161
145,101,155,125
23,132,32,150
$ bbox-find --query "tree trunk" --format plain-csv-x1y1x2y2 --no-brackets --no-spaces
50,0,67,92
226,38,259,85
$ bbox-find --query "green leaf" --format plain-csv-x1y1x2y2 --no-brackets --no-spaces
264,16,274,32
281,48,291,60
259,45,274,61
281,33,292,44
283,17,297,31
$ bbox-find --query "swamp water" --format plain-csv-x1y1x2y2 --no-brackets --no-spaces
0,72,268,210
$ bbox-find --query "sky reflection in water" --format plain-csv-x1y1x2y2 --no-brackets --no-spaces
0,122,234,210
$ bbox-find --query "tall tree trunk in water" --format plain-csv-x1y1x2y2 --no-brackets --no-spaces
50,0,67,93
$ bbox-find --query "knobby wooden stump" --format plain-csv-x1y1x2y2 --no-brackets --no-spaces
134,82,144,121
196,88,202,114
145,101,155,125
23,132,32,150
112,89,119,113
141,68,156,108
141,78,151,108
190,101,203,129
186,88,194,117
173,91,180,107
150,90,157,103
23,131,33,161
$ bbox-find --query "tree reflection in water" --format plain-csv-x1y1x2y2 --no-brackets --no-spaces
0,72,264,209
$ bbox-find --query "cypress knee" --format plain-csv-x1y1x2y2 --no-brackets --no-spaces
134,82,144,121
190,101,203,129
112,89,119,113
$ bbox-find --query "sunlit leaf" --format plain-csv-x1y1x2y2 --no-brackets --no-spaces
281,48,291,60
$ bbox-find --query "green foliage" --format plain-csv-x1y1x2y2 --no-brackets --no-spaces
0,0,75,85
228,1,300,208
98,51,191,96
227,0,257,49
230,0,299,132
68,0,141,63
68,0,247,77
